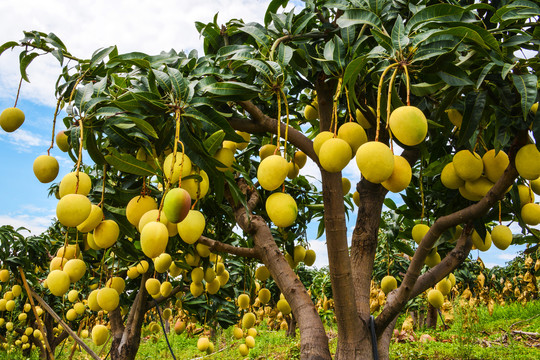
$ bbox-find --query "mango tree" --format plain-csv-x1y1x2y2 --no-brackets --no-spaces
1,0,539,359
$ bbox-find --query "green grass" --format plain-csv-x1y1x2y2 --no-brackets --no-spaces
390,299,540,360
2,300,539,359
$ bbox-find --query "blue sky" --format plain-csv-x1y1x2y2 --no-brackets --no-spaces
0,0,533,270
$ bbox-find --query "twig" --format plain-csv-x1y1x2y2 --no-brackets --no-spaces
509,313,540,329
511,330,540,337
18,267,55,360
188,343,234,360
30,289,101,360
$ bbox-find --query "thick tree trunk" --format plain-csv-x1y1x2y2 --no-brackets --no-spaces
426,304,437,329
316,78,363,359
230,180,331,360
109,272,150,360
350,179,388,360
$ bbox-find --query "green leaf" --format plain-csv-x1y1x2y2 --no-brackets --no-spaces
168,67,191,102
406,4,466,32
384,198,397,210
292,13,315,35
457,91,486,148
476,62,495,89
391,15,409,53
343,56,368,88
202,81,260,101
85,128,107,165
491,2,540,24
104,148,156,176
19,52,39,82
501,63,516,80
123,116,159,139
152,69,171,93
336,9,382,30
203,130,226,156
0,41,18,56
90,46,116,67
77,83,94,110
239,24,270,52
437,65,474,86
45,33,67,51
512,74,538,121
276,44,293,66
371,29,393,54
245,59,275,82
410,82,445,96
264,0,289,26
368,0,386,15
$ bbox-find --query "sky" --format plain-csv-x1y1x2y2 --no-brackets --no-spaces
0,0,533,270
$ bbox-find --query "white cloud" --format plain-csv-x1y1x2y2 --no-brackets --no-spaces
0,128,49,151
0,0,273,107
307,238,329,269
0,210,55,235
498,252,518,261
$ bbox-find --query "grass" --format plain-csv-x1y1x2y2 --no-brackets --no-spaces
390,299,540,360
1,300,539,359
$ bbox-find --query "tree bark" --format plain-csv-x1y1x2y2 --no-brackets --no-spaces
109,272,150,360
426,304,437,329
316,77,363,359
230,179,331,360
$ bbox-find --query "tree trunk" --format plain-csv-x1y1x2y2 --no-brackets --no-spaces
316,77,363,360
286,315,296,337
252,215,331,360
426,304,437,329
109,272,150,360
229,180,331,360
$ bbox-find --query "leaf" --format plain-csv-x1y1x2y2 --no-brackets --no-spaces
239,24,271,52
410,82,445,96
104,148,156,176
152,69,171,93
168,67,191,101
85,128,107,165
371,29,393,54
336,9,382,30
330,35,346,70
437,65,474,86
501,63,516,80
292,13,315,35
0,41,18,56
77,83,94,110
45,32,67,50
276,44,293,66
90,46,116,67
391,15,409,53
511,74,538,121
19,52,39,82
123,116,159,139
457,91,486,148
202,81,260,101
406,4,466,32
245,59,275,82
264,0,289,26
384,198,397,210
203,130,226,156
476,62,495,89
343,56,368,88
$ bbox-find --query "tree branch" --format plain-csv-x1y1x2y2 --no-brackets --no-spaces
147,284,188,308
374,133,526,334
409,225,473,299
198,236,261,259
236,101,318,164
